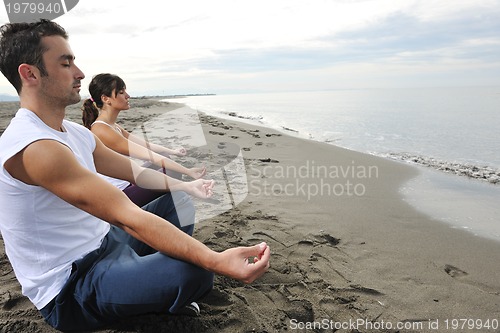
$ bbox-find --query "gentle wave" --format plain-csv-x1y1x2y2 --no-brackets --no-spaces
219,110,500,186
382,153,500,185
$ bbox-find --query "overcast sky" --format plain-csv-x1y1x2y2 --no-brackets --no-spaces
1,0,499,96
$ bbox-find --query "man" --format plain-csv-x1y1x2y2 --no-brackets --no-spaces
0,20,270,331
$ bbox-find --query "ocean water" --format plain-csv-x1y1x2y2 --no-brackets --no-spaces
162,87,500,241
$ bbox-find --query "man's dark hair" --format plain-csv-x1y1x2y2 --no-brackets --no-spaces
0,19,68,94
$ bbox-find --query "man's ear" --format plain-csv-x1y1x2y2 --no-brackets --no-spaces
18,64,39,86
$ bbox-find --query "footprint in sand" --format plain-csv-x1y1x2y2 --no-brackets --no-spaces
0,255,13,276
284,299,314,323
209,130,225,136
240,129,260,138
314,233,341,247
258,158,279,163
0,291,31,311
348,284,384,296
202,288,233,308
444,264,468,278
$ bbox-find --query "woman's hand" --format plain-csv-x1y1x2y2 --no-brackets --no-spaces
188,166,207,179
181,179,215,199
173,147,187,156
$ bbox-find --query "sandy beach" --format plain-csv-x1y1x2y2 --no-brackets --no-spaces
1,99,499,333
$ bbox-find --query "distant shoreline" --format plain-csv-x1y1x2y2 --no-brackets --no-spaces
136,93,216,100
0,93,217,103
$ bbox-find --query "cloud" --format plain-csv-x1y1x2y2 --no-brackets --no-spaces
0,0,499,95
141,3,500,76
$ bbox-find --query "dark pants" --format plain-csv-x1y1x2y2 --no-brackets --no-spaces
40,192,214,331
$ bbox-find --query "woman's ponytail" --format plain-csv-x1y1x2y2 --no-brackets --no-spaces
81,98,99,129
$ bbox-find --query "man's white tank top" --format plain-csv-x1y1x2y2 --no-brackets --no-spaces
0,109,110,309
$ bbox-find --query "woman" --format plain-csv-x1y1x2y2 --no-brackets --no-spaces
82,73,206,206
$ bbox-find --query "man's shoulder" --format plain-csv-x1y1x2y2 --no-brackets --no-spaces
0,109,40,143
0,110,90,155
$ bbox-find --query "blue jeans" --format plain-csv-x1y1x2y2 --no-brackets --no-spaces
40,192,214,331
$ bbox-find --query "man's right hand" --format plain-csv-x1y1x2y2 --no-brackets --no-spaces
211,242,271,284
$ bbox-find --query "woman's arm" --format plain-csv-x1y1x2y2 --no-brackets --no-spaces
92,134,213,197
92,123,204,179
121,126,186,156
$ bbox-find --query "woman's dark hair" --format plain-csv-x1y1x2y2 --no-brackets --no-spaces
81,73,126,129
0,19,68,94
